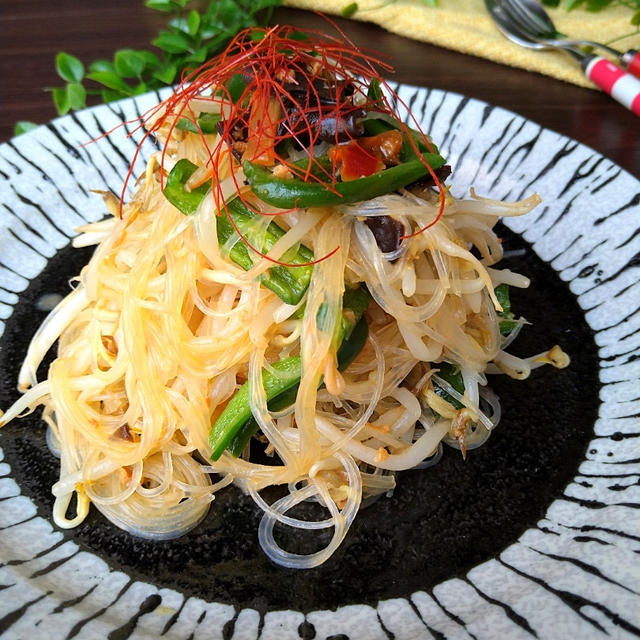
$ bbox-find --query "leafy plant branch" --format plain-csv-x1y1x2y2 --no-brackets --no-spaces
50,0,282,117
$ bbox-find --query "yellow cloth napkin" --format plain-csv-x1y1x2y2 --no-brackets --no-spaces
283,0,640,88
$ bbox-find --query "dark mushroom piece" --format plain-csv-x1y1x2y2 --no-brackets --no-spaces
365,215,406,256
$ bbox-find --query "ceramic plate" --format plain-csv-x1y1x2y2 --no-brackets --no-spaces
0,85,638,640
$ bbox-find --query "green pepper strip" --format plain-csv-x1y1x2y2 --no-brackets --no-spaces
289,155,334,181
219,201,313,305
367,77,383,103
209,286,372,460
315,284,371,349
243,150,446,210
433,362,465,410
210,356,301,461
258,304,370,415
164,158,211,214
226,314,369,457
164,159,313,305
494,283,519,336
176,74,248,134
175,112,221,135
221,73,247,103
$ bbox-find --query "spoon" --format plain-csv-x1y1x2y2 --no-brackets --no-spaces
485,0,640,116
500,0,640,78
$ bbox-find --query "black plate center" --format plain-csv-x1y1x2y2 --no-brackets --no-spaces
0,225,598,612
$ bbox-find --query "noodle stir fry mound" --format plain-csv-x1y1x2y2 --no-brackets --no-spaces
0,26,569,568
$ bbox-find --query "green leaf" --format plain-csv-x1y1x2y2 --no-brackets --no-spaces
144,0,175,11
66,82,87,110
86,70,134,94
541,0,560,7
187,9,201,36
565,0,585,10
114,49,147,78
225,73,247,103
101,88,129,104
14,121,38,136
137,50,162,68
184,48,208,63
168,17,191,34
585,0,613,11
89,59,115,73
153,30,192,54
201,33,235,54
133,82,148,95
152,64,178,84
49,0,285,118
56,52,84,83
342,2,358,17
418,0,438,7
631,9,640,25
287,31,310,41
52,87,70,115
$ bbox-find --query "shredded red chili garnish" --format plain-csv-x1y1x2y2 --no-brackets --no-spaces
113,23,447,264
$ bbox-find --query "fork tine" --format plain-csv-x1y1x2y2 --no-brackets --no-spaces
499,0,556,38
486,0,583,60
498,0,623,57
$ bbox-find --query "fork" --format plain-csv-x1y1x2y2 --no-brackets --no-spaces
500,0,640,77
485,0,640,116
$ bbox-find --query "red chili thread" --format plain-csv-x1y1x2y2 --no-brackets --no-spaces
105,24,445,259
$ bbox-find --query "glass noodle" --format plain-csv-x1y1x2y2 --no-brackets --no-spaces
0,26,569,569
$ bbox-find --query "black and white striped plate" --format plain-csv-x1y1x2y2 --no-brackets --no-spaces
0,86,638,639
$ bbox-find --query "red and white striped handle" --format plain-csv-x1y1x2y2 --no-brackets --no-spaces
584,56,640,116
621,50,640,79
